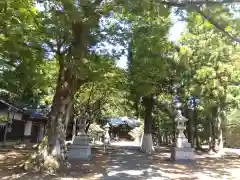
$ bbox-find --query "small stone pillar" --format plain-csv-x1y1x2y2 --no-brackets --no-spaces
68,119,91,160
103,123,110,144
171,110,195,162
24,121,32,143
103,123,110,152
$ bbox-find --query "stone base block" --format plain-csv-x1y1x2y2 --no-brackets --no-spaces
171,147,195,162
68,135,92,160
72,135,89,144
68,145,91,160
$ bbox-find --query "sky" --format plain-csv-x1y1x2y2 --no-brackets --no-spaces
35,3,186,69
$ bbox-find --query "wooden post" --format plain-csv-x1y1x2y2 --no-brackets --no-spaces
3,109,12,146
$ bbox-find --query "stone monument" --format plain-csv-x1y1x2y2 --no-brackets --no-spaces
103,123,110,152
171,110,195,162
68,119,91,160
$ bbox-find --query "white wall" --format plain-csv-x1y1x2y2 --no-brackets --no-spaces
0,110,23,121
24,121,32,136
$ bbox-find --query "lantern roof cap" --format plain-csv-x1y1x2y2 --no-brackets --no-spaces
175,110,188,122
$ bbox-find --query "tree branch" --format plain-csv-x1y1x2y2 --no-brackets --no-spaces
93,0,104,6
162,0,240,7
194,6,240,43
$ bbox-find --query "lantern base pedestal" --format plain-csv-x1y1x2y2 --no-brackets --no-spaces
68,134,91,160
170,147,195,162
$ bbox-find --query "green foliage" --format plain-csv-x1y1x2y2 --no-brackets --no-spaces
74,64,130,124
179,12,240,110
0,0,56,106
0,115,8,122
128,124,144,141
88,123,104,141
128,6,174,96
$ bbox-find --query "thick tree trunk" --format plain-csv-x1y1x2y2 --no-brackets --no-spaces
141,95,154,154
24,21,89,172
23,64,80,172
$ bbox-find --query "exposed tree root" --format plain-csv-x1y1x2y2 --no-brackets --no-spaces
22,137,63,174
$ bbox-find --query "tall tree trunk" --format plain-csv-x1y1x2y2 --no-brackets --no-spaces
186,108,194,147
214,107,223,153
140,95,154,154
72,117,77,140
172,120,176,144
134,97,140,119
165,131,168,145
193,109,202,150
157,120,161,146
24,21,89,172
85,120,91,134
47,67,76,161
194,128,201,150
208,119,215,153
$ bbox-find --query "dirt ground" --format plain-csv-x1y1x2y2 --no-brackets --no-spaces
151,148,240,180
0,145,240,180
0,146,108,180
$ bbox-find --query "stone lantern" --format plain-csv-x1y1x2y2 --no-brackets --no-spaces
103,123,110,152
175,110,190,148
68,119,91,160
103,123,110,144
170,99,195,162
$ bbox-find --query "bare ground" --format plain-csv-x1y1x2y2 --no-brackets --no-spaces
0,146,108,180
0,144,239,180
151,147,240,180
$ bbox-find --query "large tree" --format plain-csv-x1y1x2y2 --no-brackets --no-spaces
2,0,240,171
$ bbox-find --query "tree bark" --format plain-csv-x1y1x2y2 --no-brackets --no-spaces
172,120,176,144
143,96,154,134
186,108,194,147
134,97,140,119
208,119,215,153
23,20,90,172
214,107,223,153
194,125,202,150
85,120,91,134
141,95,155,154
72,117,77,140
165,131,168,145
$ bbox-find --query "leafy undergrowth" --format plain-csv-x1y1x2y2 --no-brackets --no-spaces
0,146,108,180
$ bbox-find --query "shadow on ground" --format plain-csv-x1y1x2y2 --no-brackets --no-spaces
101,146,168,180
101,145,240,180
0,146,108,180
0,144,240,180
151,147,240,180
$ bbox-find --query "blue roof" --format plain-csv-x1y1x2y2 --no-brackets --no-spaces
30,111,45,119
108,116,141,127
